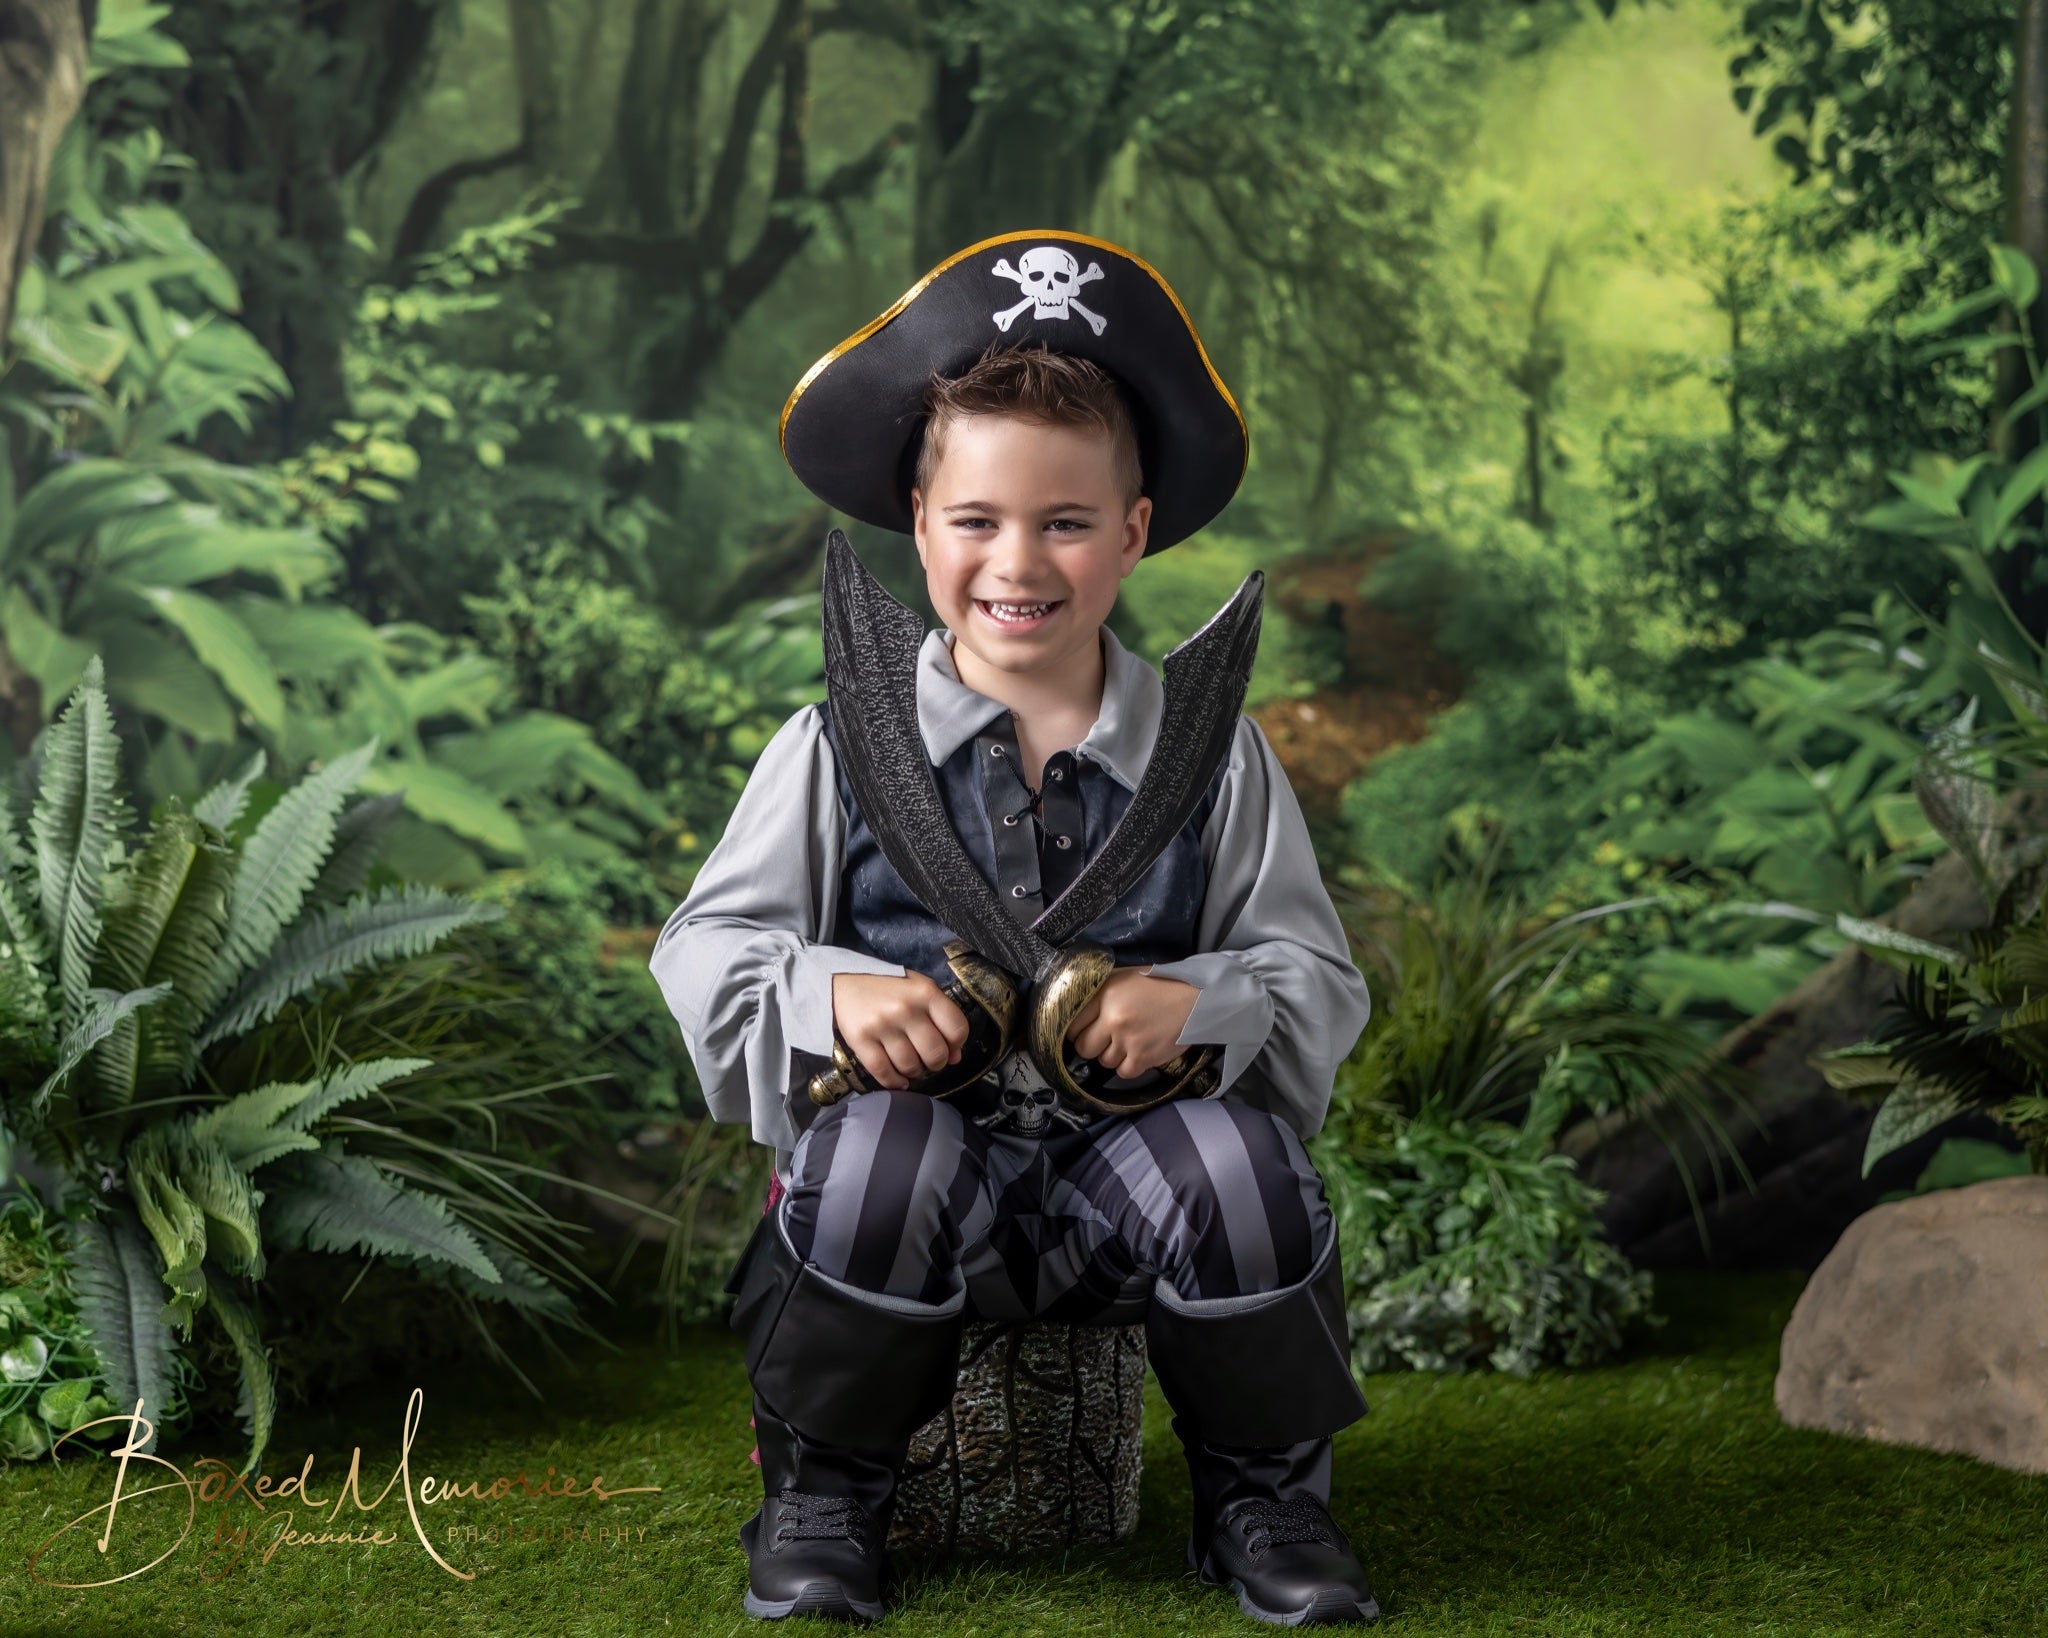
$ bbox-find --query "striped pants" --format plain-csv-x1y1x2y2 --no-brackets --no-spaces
778,1088,1337,1323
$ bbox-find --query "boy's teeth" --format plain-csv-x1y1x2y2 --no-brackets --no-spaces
986,600,1056,617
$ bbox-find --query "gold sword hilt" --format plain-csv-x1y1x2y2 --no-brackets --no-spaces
806,939,1019,1107
1025,942,1222,1117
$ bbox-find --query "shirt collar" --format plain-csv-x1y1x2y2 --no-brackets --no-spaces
916,624,1163,793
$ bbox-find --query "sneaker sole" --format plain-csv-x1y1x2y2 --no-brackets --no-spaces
743,1583,886,1622
1193,1544,1381,1627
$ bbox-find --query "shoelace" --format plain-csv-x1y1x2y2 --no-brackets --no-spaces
770,1489,877,1556
1230,1497,1342,1557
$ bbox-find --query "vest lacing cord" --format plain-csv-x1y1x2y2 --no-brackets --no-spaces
770,1489,879,1555
1230,1496,1343,1557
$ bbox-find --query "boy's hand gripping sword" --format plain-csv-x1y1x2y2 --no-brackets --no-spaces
804,529,1264,1121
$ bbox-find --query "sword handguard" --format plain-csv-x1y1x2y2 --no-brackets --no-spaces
1026,943,1223,1116
807,939,1019,1107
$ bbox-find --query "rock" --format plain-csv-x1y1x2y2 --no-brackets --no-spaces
1775,1175,2048,1473
889,1320,1147,1555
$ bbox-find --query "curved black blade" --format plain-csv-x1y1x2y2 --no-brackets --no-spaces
820,530,1058,985
1032,571,1264,947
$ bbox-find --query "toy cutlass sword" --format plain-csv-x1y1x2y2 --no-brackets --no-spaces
804,529,1264,1121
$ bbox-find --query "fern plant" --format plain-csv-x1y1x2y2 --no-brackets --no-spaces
0,656,554,1474
1812,851,2048,1178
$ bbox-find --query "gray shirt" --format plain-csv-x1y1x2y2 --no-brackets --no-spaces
649,623,1372,1175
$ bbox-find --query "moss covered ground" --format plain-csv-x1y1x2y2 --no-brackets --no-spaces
0,1272,2041,1635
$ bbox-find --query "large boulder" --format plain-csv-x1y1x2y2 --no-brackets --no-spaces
1775,1175,2048,1472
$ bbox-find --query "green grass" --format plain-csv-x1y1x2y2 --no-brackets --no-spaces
0,1273,2043,1634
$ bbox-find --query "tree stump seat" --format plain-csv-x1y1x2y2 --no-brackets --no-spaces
752,1176,1147,1556
890,1316,1148,1555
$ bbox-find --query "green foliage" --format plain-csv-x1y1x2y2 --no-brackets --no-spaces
1812,855,2048,1177
0,659,627,1472
0,1188,130,1462
1,14,664,888
1321,1069,1655,1376
469,856,694,1115
1315,820,1748,1369
1329,819,1759,1156
460,541,823,856
1731,0,2009,267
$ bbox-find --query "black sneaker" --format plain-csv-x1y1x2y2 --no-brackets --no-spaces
740,1487,887,1622
1191,1495,1381,1627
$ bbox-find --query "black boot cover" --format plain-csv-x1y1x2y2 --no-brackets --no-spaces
1145,1227,1378,1625
723,1203,967,1621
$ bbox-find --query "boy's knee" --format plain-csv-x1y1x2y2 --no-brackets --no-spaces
783,1089,977,1286
1127,1097,1332,1293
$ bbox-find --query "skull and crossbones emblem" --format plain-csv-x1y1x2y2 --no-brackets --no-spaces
973,1048,1089,1137
990,246,1108,336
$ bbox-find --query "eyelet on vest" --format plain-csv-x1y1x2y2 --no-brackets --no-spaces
1049,768,1064,780
1010,884,1030,898
1056,835,1072,848
989,744,1005,758
1002,812,1019,826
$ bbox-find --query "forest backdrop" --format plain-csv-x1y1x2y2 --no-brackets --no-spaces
3,0,2048,1463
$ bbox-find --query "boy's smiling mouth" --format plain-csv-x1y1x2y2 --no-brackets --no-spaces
975,597,1065,629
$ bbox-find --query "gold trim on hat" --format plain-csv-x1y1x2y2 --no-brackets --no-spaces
778,228,1248,483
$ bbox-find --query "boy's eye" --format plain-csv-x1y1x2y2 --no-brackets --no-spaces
1046,518,1088,532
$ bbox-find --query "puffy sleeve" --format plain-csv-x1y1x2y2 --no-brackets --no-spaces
648,704,909,1151
1141,714,1372,1141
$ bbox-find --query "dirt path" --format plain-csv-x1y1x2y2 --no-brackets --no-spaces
1251,535,1464,832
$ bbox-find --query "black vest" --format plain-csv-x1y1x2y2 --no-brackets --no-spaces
814,696,1227,986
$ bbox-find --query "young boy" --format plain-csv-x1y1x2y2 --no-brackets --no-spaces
650,231,1378,1626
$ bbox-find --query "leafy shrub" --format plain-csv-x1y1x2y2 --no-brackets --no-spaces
1322,1068,1654,1376
0,1186,143,1462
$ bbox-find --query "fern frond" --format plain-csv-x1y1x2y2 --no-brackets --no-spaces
201,1280,275,1478
126,1128,210,1341
439,1231,579,1321
29,656,124,1024
60,1208,180,1453
206,738,378,1009
192,749,266,833
88,805,235,1106
302,792,405,913
33,983,173,1118
282,1056,432,1132
197,886,499,1050
170,1128,266,1280
263,1147,501,1283
0,790,49,976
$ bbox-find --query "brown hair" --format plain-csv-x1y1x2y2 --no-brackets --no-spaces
913,342,1145,508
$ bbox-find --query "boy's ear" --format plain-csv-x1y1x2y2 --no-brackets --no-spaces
910,486,928,566
1121,495,1153,575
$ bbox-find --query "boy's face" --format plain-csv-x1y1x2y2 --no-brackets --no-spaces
910,414,1151,686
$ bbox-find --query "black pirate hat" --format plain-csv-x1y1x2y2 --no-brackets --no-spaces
780,230,1246,554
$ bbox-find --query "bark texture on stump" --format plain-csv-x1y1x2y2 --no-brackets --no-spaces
889,1319,1147,1556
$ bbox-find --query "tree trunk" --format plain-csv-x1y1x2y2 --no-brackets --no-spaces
0,0,92,344
1562,777,2048,1269
1999,0,2048,638
912,52,1121,269
889,1319,1147,1556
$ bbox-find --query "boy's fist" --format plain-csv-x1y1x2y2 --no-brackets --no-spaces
1065,966,1200,1081
830,970,972,1091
